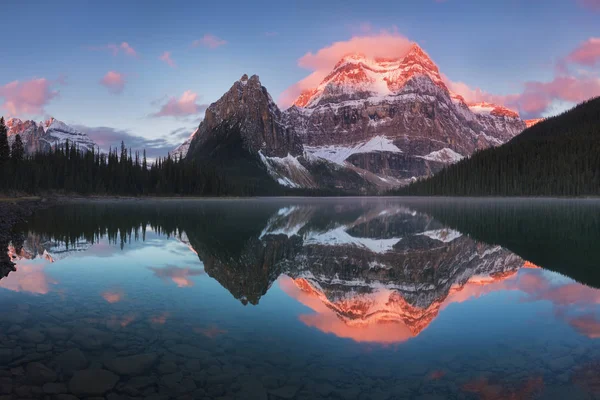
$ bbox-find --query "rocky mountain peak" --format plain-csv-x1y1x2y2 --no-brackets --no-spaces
468,102,520,119
292,42,449,108
187,74,303,159
385,43,446,92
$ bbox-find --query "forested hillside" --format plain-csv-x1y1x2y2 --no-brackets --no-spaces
396,97,600,196
0,117,342,197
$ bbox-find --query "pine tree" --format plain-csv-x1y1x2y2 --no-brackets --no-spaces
11,134,24,162
0,117,10,163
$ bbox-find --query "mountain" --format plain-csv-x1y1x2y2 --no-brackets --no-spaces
185,74,377,193
284,44,525,186
6,117,96,154
169,127,198,160
180,44,526,192
525,118,544,128
398,97,600,196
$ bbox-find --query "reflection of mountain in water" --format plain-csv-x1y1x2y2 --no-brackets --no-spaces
7,199,598,342
224,204,523,340
8,233,92,263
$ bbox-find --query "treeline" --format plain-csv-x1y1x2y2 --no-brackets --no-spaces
394,97,600,197
0,117,345,197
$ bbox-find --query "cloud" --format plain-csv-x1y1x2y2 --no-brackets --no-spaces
89,42,138,58
192,34,227,49
442,75,519,106
0,261,56,294
101,289,125,303
578,0,600,11
442,37,600,118
264,31,279,37
148,265,204,287
0,78,59,116
169,127,192,141
279,30,412,107
159,51,176,68
281,29,600,117
73,125,180,159
99,71,126,94
566,37,600,66
150,90,208,118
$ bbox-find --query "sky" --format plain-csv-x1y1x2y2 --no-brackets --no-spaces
1,0,599,158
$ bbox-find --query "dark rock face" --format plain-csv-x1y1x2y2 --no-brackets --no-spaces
187,74,303,159
345,151,445,181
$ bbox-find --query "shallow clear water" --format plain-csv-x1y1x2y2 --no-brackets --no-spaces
2,198,600,399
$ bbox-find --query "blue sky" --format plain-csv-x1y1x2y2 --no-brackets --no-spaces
1,0,599,157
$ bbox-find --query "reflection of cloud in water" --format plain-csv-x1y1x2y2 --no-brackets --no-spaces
107,313,137,328
150,312,169,325
102,288,125,303
463,376,544,400
0,262,56,294
193,325,227,338
148,265,204,287
566,314,600,338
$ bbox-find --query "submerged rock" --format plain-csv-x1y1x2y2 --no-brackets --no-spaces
69,368,119,396
104,353,158,376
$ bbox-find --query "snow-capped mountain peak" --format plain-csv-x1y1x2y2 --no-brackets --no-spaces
5,117,96,154
293,43,450,109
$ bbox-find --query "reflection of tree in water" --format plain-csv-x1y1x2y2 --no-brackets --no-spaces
404,199,600,287
8,199,600,318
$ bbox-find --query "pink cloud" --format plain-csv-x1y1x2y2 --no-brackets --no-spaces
0,78,59,116
442,74,519,106
192,34,227,49
102,289,125,303
99,71,126,94
279,31,412,107
0,261,56,294
159,51,176,68
148,265,204,286
578,0,600,10
443,67,600,117
566,37,600,66
151,90,208,117
264,31,279,37
107,42,138,57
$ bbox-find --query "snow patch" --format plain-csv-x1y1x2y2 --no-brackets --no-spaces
304,136,401,165
420,229,462,243
259,152,314,188
304,227,401,253
418,148,464,164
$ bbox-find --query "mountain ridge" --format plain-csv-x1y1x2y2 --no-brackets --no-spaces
6,117,96,154
179,43,528,192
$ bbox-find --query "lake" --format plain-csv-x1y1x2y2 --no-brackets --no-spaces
2,198,600,400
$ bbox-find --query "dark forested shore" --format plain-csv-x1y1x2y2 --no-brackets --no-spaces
393,98,600,197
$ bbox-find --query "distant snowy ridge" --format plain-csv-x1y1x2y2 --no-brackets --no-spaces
6,117,96,154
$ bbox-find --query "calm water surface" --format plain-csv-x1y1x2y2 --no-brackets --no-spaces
2,198,600,400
